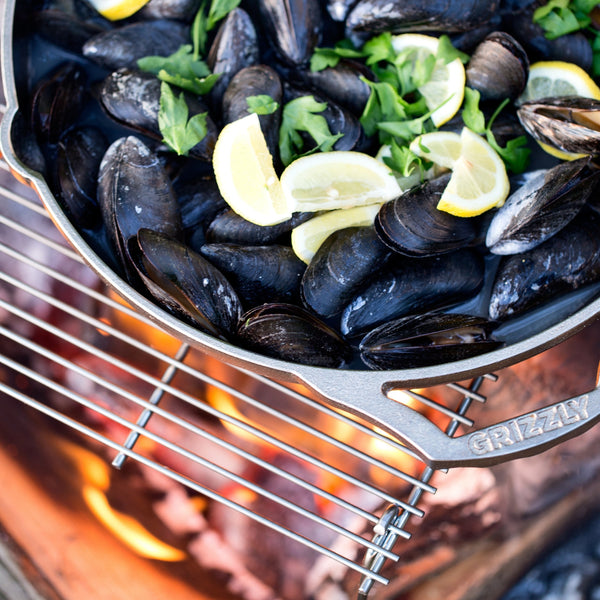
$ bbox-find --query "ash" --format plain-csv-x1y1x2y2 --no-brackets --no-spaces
502,511,600,600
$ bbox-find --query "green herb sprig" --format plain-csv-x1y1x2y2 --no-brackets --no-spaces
462,87,531,173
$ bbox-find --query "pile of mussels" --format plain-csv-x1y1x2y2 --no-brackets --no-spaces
16,0,600,370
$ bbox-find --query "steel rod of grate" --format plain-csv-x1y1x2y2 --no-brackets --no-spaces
0,346,404,563
0,287,423,521
0,238,434,506
356,374,494,599
0,318,410,543
0,379,391,585
0,214,438,492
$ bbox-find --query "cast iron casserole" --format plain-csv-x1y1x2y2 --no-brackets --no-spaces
2,0,600,468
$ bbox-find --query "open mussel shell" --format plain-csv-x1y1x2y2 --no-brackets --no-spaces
466,31,529,101
236,303,353,368
517,96,600,156
359,312,502,370
486,157,600,255
200,243,306,308
340,248,485,338
301,225,392,318
129,228,243,339
55,125,108,230
83,19,190,71
375,173,478,257
489,208,600,320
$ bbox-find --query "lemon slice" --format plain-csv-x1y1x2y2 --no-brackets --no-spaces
410,128,509,217
291,204,383,264
213,113,292,226
280,151,401,213
391,33,466,127
87,0,150,19
518,61,600,104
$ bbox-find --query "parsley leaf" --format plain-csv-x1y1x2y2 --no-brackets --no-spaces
279,96,344,166
382,138,432,178
436,34,470,64
138,45,220,95
191,0,241,56
461,89,531,173
158,82,208,156
310,39,365,71
246,95,279,115
359,79,407,140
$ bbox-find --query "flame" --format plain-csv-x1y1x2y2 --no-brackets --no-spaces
56,437,186,562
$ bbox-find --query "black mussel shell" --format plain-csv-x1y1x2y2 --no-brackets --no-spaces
222,65,283,163
129,229,243,339
207,8,260,114
466,31,529,101
301,226,392,318
56,126,108,230
341,249,485,337
489,208,600,320
346,0,500,34
30,62,87,146
83,19,190,70
359,312,502,370
517,96,600,156
375,174,478,257
97,69,217,161
257,0,323,66
139,0,202,20
206,209,313,245
236,303,353,368
200,243,306,308
97,136,183,278
486,157,600,255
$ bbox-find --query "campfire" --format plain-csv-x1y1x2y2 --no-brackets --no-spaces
2,147,600,600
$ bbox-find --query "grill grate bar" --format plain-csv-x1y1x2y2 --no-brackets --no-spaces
0,212,434,491
402,389,474,427
0,380,391,585
357,374,489,598
0,345,405,562
0,294,421,524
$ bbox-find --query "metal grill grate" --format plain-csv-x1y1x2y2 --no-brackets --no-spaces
0,130,497,596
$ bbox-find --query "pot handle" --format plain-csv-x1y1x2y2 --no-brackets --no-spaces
298,369,600,469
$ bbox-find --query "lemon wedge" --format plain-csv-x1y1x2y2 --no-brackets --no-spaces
518,60,600,104
280,150,401,213
291,204,383,264
212,113,292,226
87,0,150,19
391,33,466,127
410,128,510,217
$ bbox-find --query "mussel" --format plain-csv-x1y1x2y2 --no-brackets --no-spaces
301,226,392,318
97,69,217,161
466,31,529,101
257,0,323,66
359,312,502,370
83,19,190,71
55,126,108,230
97,136,183,279
200,243,306,308
129,229,243,339
236,303,354,368
206,8,260,113
139,0,202,20
346,0,500,34
489,208,600,320
486,157,600,255
375,173,478,257
517,96,600,156
340,248,485,337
